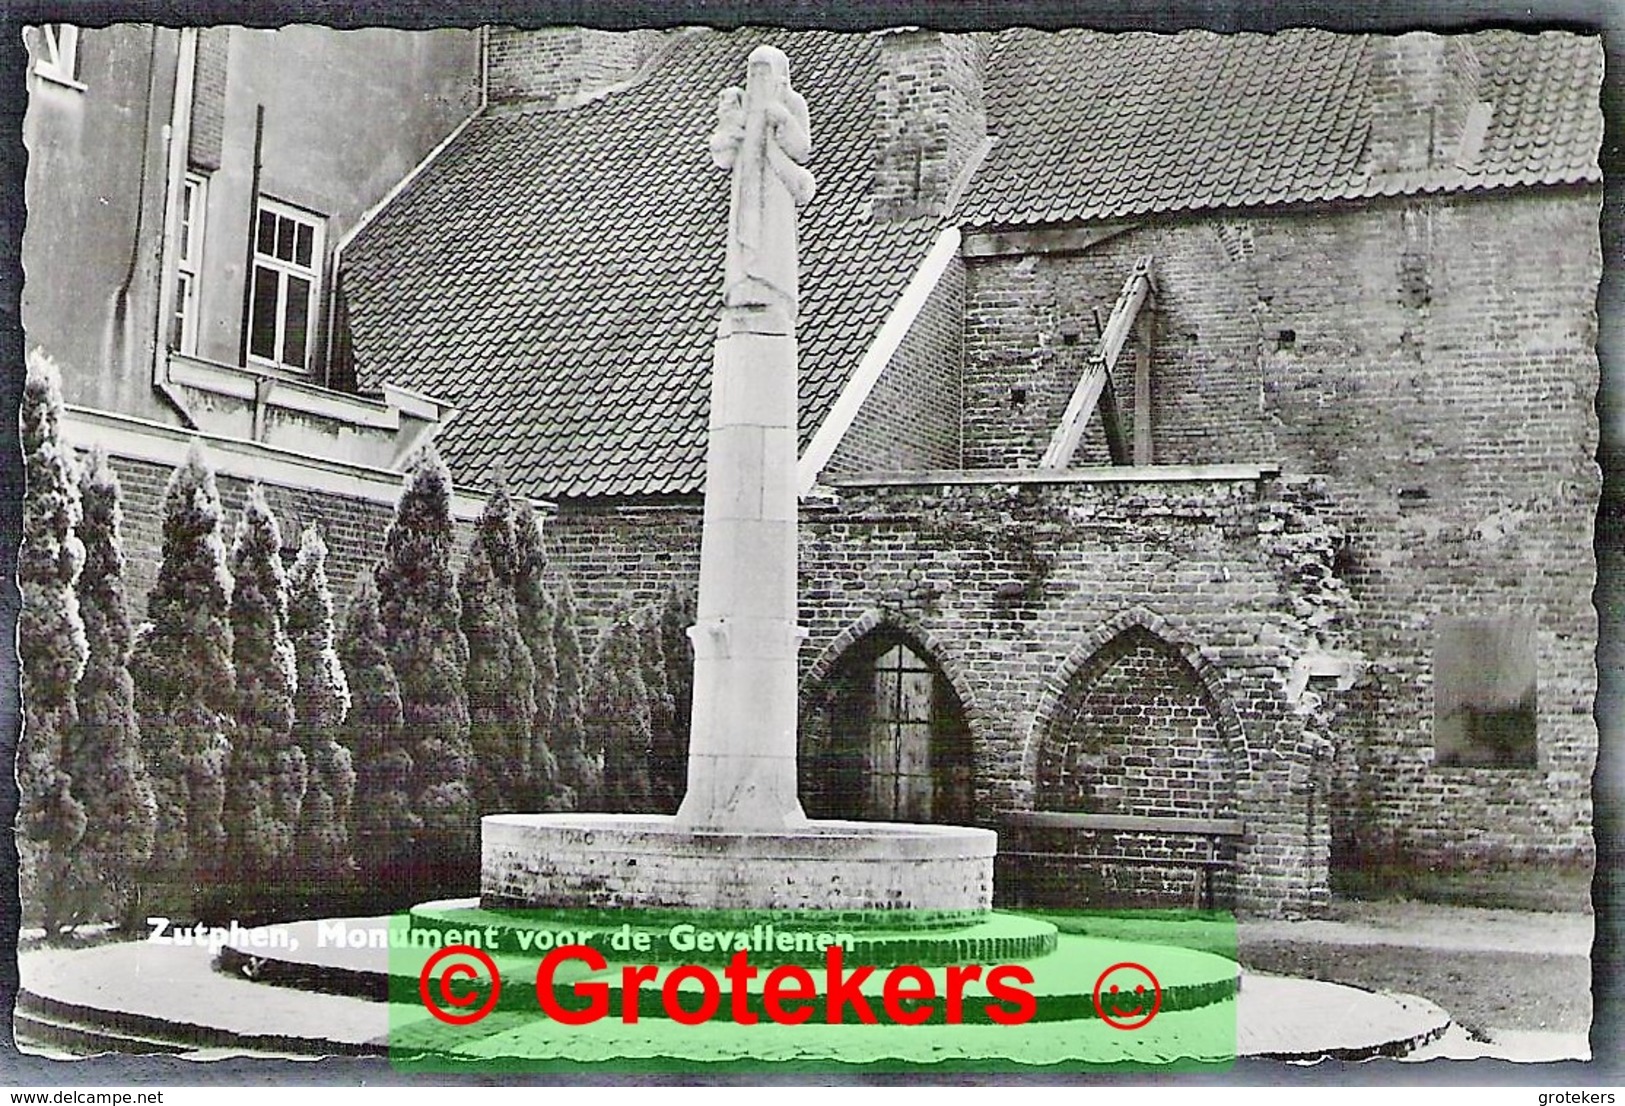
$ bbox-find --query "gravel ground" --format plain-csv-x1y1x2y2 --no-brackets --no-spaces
1239,941,1589,1036
1237,900,1593,1037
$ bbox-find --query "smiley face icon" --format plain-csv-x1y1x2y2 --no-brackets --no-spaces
1092,962,1162,1030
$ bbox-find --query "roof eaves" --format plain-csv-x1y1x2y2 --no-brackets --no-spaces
957,166,1602,233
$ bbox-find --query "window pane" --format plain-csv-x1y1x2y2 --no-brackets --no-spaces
170,272,190,350
182,178,204,264
295,223,313,268
283,275,310,369
249,265,279,360
276,216,295,262
257,210,275,256
179,193,193,262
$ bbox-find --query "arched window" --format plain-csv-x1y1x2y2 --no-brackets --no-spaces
1014,625,1242,910
1037,625,1234,818
802,632,972,824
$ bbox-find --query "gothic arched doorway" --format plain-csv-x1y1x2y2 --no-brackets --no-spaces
801,631,973,824
1037,625,1237,818
1018,624,1242,909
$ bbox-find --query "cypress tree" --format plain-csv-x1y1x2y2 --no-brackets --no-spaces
551,576,598,810
637,605,678,813
513,499,563,811
340,573,416,886
288,527,355,884
67,448,157,929
375,445,474,889
223,487,305,881
132,440,235,895
652,583,696,812
461,488,536,815
17,352,89,935
586,606,653,814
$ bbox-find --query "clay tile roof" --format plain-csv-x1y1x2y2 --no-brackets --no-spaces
345,27,1601,501
1469,31,1605,188
343,28,938,502
957,28,1601,228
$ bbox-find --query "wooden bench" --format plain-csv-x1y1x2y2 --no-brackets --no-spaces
996,811,1245,911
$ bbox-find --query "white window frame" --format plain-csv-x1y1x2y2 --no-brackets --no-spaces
33,24,84,90
247,197,325,374
171,172,208,356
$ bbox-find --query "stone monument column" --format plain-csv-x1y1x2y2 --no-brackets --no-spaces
676,45,815,832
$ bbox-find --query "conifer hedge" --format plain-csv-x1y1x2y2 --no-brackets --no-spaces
18,353,89,934
288,526,355,882
375,446,475,889
131,440,235,898
68,448,156,928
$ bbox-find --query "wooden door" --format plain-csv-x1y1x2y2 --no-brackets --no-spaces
868,644,935,820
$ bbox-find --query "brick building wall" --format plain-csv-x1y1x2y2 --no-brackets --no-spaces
103,453,480,626
543,501,704,649
798,472,1340,916
188,26,229,171
486,28,664,104
826,255,965,475
874,31,987,220
962,222,1274,471
519,471,1349,916
1037,627,1236,821
959,186,1601,904
1027,625,1243,907
1364,33,1484,175
1288,192,1601,905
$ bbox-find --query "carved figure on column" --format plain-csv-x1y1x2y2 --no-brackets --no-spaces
710,45,816,323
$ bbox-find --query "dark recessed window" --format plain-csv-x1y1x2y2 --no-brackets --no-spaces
1433,617,1537,768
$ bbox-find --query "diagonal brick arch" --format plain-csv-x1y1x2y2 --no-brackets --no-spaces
800,607,982,728
1020,605,1254,797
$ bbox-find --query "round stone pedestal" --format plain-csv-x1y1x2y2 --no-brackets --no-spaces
482,813,995,918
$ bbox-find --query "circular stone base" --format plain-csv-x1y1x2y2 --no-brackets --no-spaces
19,920,1465,1063
482,814,995,918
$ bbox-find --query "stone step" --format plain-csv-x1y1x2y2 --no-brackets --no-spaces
408,897,1062,967
212,911,1239,1026
18,917,1456,1065
16,986,387,1058
16,985,388,1059
13,1000,194,1057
